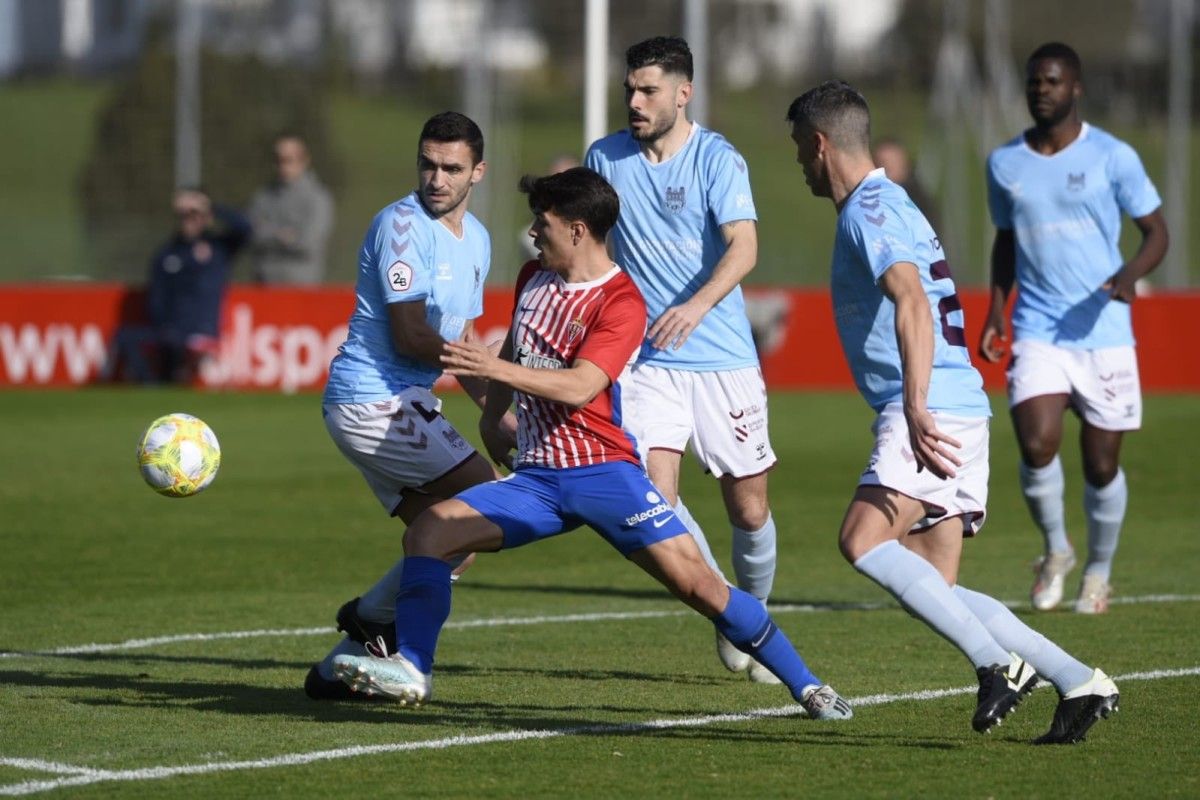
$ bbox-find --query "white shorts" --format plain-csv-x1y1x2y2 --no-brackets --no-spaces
858,404,990,536
619,363,776,478
1007,339,1142,431
323,386,477,514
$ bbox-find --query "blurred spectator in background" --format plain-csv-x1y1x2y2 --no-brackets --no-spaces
249,133,334,285
873,137,938,230
139,188,251,383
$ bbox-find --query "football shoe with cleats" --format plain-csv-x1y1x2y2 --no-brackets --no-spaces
972,655,1039,733
1030,550,1076,611
1073,574,1112,615
800,684,853,720
1034,668,1119,745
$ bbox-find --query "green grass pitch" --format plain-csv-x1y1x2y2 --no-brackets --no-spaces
1,389,1198,798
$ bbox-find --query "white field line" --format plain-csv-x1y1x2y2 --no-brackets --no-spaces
2,593,1197,661
2,666,1198,797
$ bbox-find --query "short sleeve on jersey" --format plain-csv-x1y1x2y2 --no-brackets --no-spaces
1108,141,1162,220
374,204,432,303
986,152,1014,230
844,196,921,282
705,140,757,225
574,288,647,382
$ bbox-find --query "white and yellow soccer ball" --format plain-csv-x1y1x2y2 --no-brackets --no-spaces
136,413,221,498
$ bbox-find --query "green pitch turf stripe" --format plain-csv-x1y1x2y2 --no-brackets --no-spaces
2,593,1198,661
2,666,1198,797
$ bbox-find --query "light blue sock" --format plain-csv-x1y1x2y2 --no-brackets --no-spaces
953,585,1093,692
1020,456,1071,555
1083,469,1127,581
854,540,1010,669
712,587,820,700
674,499,730,583
317,637,365,680
732,513,776,603
394,556,454,674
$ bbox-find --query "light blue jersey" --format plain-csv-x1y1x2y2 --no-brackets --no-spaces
987,123,1161,349
585,124,758,371
324,192,490,403
832,168,990,417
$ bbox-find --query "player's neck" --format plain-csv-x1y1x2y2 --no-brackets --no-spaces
830,156,876,210
639,117,693,164
1027,117,1083,155
435,206,468,238
556,249,614,285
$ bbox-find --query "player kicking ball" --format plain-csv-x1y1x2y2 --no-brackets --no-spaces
332,167,851,720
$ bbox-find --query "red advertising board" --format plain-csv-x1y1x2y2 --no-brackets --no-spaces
1,284,1197,392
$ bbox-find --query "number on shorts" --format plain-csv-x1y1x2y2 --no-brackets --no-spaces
411,400,441,423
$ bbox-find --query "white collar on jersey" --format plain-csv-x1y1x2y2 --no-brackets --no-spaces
1020,122,1090,159
555,263,622,290
637,121,701,168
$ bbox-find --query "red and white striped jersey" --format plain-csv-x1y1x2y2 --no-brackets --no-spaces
509,259,646,469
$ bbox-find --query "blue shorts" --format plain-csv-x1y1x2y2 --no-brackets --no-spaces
456,461,688,556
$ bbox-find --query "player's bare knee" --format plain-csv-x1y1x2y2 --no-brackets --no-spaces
1084,461,1119,488
727,501,769,531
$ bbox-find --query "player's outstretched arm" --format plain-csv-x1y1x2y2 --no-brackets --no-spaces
647,219,757,351
1103,208,1168,303
442,340,610,409
881,261,962,480
978,229,1015,363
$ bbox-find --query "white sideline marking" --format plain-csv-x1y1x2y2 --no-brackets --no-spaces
2,666,1198,797
2,593,1197,661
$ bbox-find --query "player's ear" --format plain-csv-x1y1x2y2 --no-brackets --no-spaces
676,79,693,110
470,160,488,185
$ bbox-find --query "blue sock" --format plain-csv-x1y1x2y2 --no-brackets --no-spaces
712,587,820,700
394,556,453,674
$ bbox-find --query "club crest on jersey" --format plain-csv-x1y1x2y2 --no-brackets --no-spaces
474,264,481,291
566,316,585,345
664,185,686,213
1067,173,1086,191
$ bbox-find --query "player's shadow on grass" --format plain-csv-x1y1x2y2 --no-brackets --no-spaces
459,580,889,611
18,651,312,671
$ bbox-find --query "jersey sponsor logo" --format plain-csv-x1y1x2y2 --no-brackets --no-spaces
516,342,564,370
387,261,414,292
436,262,452,281
1068,172,1086,191
652,514,677,528
735,192,753,210
624,499,674,527
664,185,687,213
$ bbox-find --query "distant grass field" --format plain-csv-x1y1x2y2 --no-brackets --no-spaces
1,389,1198,798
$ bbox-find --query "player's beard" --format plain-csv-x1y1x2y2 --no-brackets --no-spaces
420,182,471,218
628,109,676,143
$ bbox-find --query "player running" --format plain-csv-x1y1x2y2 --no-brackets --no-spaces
330,167,852,720
786,81,1118,743
585,36,782,683
980,42,1169,614
307,112,513,700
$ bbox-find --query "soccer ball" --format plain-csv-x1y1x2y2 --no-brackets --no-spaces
136,413,221,498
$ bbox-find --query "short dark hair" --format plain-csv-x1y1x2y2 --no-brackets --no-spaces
785,80,872,153
1028,42,1083,79
625,36,693,80
519,167,620,242
419,111,484,164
